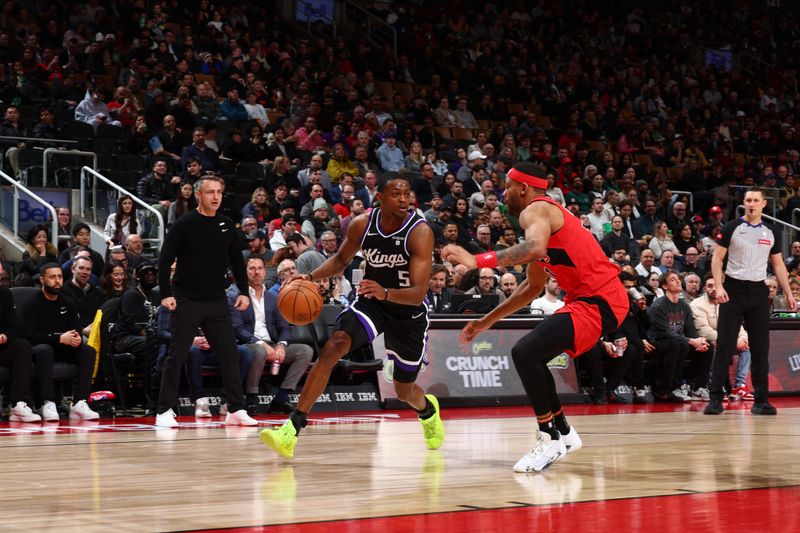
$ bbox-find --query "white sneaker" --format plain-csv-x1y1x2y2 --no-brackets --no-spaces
195,397,212,418
225,409,258,426
69,400,100,420
10,402,42,422
218,403,228,416
691,387,710,401
562,426,583,454
38,401,60,422
513,432,567,473
155,409,179,428
672,388,692,402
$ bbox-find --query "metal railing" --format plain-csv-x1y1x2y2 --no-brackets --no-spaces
343,1,397,58
0,169,58,247
735,205,800,257
43,148,98,187
80,167,165,251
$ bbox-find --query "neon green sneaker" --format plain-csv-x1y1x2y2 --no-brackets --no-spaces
259,419,298,458
419,394,445,450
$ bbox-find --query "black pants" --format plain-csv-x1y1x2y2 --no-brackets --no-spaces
31,342,95,403
605,342,645,392
648,337,690,395
157,296,244,413
686,348,712,390
709,278,770,402
511,314,575,417
0,338,34,405
577,343,606,393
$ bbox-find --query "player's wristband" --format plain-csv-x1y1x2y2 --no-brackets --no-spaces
383,288,389,301
475,251,498,269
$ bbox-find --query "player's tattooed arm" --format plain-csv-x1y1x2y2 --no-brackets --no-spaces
494,205,552,266
495,240,540,266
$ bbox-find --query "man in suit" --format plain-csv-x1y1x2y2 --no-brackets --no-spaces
229,255,313,412
427,264,454,314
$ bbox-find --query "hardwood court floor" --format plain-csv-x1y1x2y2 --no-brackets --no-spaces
0,399,798,532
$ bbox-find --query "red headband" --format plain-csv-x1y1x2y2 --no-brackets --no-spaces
507,168,548,189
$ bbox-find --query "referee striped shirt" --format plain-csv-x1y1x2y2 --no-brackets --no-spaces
717,218,779,282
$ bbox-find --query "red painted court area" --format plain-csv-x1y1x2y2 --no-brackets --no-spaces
189,486,800,533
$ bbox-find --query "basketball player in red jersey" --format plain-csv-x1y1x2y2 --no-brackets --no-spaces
442,162,628,473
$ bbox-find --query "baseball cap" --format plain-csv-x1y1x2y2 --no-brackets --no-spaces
431,192,441,199
710,206,722,214
566,197,579,206
245,230,264,241
468,150,487,161
561,157,573,165
692,215,704,223
282,213,299,224
635,179,647,187
279,201,295,211
384,130,397,139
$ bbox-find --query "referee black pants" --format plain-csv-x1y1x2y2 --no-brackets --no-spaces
709,278,771,403
158,296,244,413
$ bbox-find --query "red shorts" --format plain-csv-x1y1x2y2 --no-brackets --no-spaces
554,280,629,358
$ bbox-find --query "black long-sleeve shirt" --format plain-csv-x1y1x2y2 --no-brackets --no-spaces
18,292,81,348
158,209,248,301
0,287,22,343
647,295,698,341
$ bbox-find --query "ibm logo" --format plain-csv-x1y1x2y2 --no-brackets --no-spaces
789,354,800,373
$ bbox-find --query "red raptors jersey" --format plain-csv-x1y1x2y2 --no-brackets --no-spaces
531,196,621,301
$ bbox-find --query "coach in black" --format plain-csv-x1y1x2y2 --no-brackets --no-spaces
705,189,797,415
156,175,257,427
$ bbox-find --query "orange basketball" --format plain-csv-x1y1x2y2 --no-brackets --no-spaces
278,279,324,325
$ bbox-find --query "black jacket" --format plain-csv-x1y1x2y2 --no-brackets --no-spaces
137,172,178,205
18,292,81,348
61,281,104,329
427,288,455,314
0,287,22,343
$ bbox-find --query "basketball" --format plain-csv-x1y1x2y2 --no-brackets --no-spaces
278,279,323,325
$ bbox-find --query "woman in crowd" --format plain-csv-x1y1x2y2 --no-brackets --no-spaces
240,187,272,228
167,181,198,228
99,259,129,302
404,140,426,174
546,172,566,206
104,194,139,248
673,223,698,257
648,221,679,260
452,197,473,233
21,224,58,275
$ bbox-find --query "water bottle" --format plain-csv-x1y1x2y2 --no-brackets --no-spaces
271,360,281,375
351,268,363,287
613,337,627,358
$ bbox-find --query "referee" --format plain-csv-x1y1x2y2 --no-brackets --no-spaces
705,189,797,415
156,175,258,427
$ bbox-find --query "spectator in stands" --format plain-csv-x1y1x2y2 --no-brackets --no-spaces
467,225,495,254
138,159,180,238
691,276,752,401
327,143,358,184
297,154,331,189
469,179,494,217
153,114,189,163
356,170,379,208
111,262,159,365
354,144,380,178
647,271,710,402
453,97,479,130
329,173,355,207
318,231,339,260
167,181,197,228
301,198,331,244
20,263,99,421
376,130,404,172
785,241,800,269
658,250,680,274
649,221,678,260
103,194,139,248
107,86,139,129
100,260,128,302
124,234,146,271
0,285,41,421
181,126,219,172
241,187,273,229
498,273,519,299
60,255,103,335
635,249,661,280
682,272,702,303
269,213,300,252
464,267,506,302
295,115,326,153
600,216,629,257
427,264,454,314
229,255,313,412
269,259,298,295
28,107,59,151
75,88,120,129
53,206,73,252
219,87,248,123
244,231,272,262
587,197,611,241
58,223,104,278
636,199,658,236
287,232,326,274
0,105,27,178
244,91,268,128
21,224,59,276
404,141,426,175
530,276,565,315
340,197,365,237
